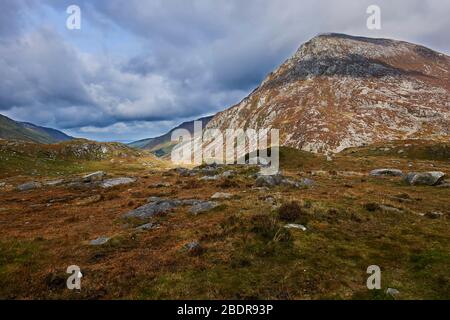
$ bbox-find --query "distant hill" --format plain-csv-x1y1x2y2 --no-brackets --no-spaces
129,115,213,156
0,113,73,144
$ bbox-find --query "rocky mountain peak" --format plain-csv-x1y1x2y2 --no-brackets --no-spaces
207,34,449,154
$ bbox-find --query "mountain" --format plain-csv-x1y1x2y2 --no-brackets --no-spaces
206,33,450,154
0,113,73,144
129,115,213,156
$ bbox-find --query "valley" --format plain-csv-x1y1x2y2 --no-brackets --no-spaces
0,139,448,299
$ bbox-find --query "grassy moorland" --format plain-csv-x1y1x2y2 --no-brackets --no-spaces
0,140,448,299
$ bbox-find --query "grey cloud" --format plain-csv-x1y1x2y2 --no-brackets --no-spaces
1,0,449,140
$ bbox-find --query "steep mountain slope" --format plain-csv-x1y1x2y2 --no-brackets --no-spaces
0,113,73,144
206,33,450,154
129,116,213,155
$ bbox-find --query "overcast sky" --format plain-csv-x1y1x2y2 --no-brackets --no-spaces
0,0,449,142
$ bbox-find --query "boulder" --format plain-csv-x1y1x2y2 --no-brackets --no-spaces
125,198,203,219
211,192,233,200
83,171,106,183
101,177,136,188
222,170,235,178
189,201,219,215
256,174,313,188
385,288,400,298
370,169,403,177
255,174,284,187
125,200,182,219
90,236,110,246
17,181,42,191
135,223,159,231
404,171,445,186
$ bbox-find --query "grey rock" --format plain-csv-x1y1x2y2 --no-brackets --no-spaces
404,171,445,186
136,223,159,231
200,167,219,176
200,175,219,181
222,170,235,178
148,196,164,203
17,181,42,191
255,174,284,187
125,200,182,219
211,192,233,200
189,201,219,215
386,288,400,298
176,168,197,177
101,177,136,188
45,179,64,186
90,236,110,246
284,224,307,231
370,169,403,177
83,171,106,183
256,174,313,188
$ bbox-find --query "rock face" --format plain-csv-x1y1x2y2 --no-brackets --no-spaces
206,34,450,154
404,172,446,186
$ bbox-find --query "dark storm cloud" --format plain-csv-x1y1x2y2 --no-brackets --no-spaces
0,0,449,141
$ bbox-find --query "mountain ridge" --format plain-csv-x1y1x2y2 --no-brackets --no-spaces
0,113,74,144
